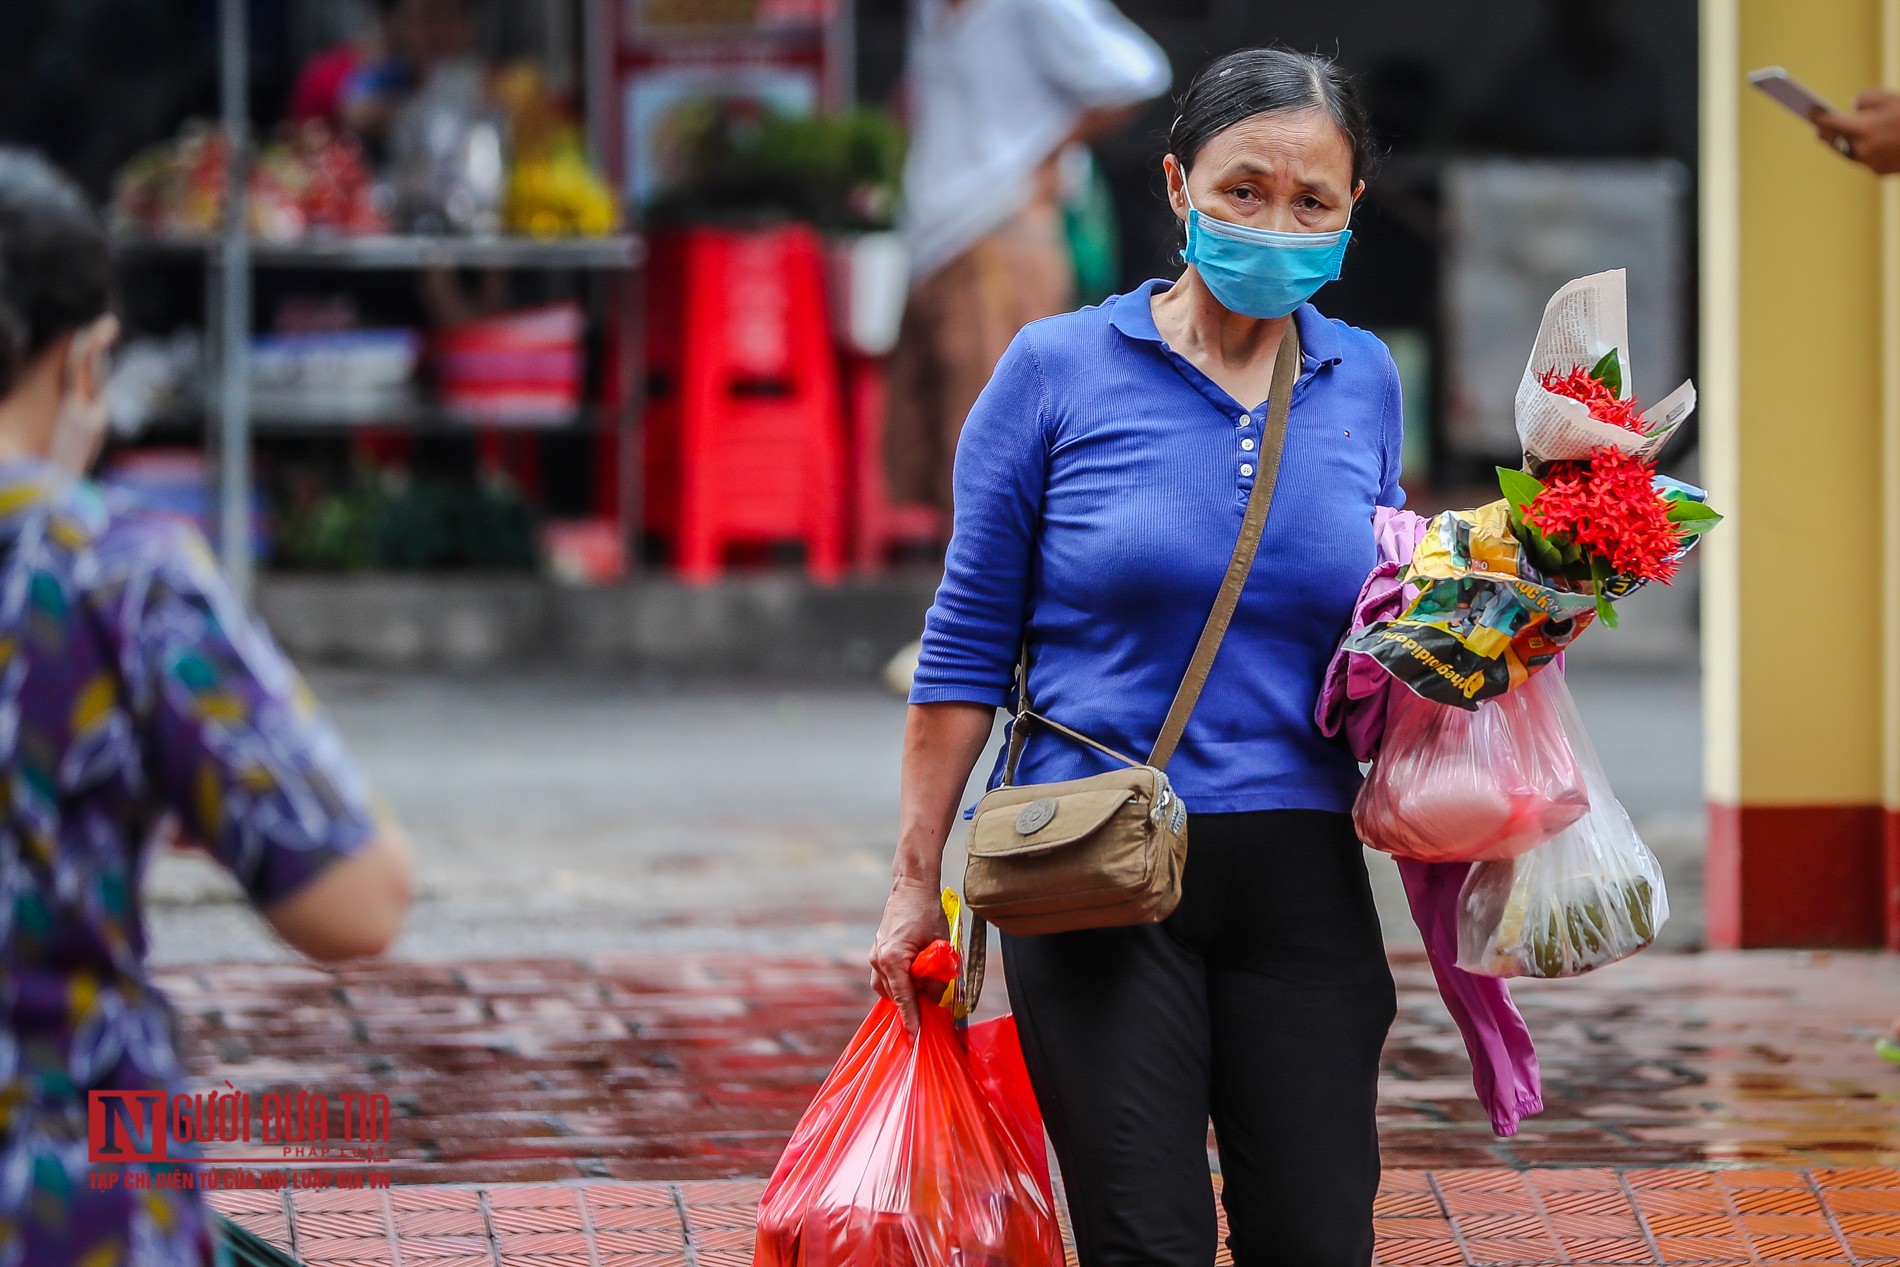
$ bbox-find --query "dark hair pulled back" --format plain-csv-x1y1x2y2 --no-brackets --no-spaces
1168,47,1379,187
0,148,111,400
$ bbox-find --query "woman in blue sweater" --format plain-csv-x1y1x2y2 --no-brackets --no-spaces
871,48,1403,1267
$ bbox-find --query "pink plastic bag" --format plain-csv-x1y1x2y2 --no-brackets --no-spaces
1354,667,1590,864
753,942,1063,1267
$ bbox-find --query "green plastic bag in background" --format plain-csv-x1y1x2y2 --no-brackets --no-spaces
1061,147,1121,308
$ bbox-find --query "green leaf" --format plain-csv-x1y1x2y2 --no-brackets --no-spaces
1590,554,1619,629
1496,466,1547,516
1521,525,1569,576
1590,347,1623,397
1665,500,1723,527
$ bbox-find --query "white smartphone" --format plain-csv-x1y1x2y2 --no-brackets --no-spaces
1748,66,1839,119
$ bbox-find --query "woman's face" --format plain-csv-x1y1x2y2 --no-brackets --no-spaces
1165,107,1362,235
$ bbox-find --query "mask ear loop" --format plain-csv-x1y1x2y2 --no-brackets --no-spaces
1175,161,1197,265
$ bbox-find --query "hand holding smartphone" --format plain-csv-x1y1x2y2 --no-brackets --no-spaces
1748,66,1865,160
1749,65,1900,172
1747,66,1839,120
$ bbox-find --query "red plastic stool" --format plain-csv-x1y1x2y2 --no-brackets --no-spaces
650,226,846,583
843,353,944,571
641,232,687,541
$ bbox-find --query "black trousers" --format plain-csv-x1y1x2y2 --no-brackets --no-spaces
1001,809,1398,1267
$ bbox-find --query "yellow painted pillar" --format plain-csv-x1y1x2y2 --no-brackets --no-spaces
1702,0,1900,947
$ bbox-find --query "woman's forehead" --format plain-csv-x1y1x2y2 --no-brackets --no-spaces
1194,109,1353,178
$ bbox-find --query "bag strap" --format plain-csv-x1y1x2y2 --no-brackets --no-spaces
1003,706,1145,780
963,319,1303,1012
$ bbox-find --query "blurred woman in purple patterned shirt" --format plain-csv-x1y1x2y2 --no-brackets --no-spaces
0,148,414,1267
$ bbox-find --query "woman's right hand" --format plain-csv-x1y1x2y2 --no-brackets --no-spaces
869,875,949,1035
878,700,997,1033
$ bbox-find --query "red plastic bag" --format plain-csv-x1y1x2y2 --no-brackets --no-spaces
753,942,1063,1267
1354,666,1590,863
964,1014,1050,1198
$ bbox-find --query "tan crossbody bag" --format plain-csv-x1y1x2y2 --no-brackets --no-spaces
959,322,1300,1007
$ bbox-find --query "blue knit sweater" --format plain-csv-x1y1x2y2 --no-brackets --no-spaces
908,277,1407,815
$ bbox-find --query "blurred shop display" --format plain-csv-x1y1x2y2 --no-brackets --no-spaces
113,121,388,241
102,0,937,589
251,328,424,426
112,71,618,243
387,62,509,233
1440,159,1689,472
271,466,540,572
433,303,586,424
107,297,592,435
495,66,619,238
102,0,640,595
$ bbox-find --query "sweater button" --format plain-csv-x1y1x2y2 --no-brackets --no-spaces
1237,414,1251,427
1241,437,1256,451
1240,463,1255,477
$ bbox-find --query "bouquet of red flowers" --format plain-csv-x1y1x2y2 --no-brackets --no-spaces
1498,349,1721,626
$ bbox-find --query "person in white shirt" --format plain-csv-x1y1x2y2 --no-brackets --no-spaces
882,0,1169,518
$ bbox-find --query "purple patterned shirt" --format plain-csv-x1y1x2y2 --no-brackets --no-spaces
0,461,378,1267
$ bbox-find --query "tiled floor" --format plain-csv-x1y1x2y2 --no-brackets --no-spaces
207,1167,1900,1266
173,946,1900,1264
160,948,1900,1183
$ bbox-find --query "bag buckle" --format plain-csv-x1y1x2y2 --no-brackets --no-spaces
1149,776,1185,832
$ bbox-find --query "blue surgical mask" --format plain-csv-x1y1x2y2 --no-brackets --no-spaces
1181,187,1352,319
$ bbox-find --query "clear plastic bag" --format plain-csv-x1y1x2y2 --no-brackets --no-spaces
1456,672,1670,979
1354,666,1591,864
753,940,1063,1267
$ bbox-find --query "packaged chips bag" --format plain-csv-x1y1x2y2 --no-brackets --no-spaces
1455,671,1669,978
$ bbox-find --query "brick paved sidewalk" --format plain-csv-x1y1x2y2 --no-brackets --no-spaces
205,1168,1900,1266
161,948,1899,1183
163,946,1899,1264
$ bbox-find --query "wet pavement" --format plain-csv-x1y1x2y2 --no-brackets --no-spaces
204,1167,1900,1266
162,946,1897,1187
144,661,1707,966
143,658,1900,1263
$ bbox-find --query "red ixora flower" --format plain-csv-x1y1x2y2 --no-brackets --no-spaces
1539,364,1647,434
1525,446,1684,584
